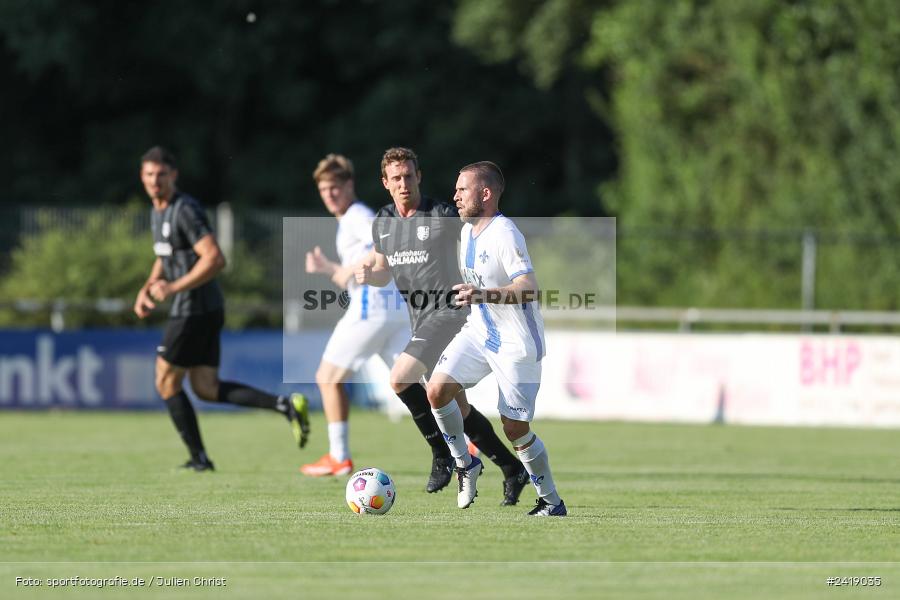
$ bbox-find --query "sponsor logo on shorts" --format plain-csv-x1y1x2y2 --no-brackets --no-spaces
506,404,528,414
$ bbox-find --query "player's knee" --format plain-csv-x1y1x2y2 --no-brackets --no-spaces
191,382,218,402
315,365,340,387
193,384,217,402
425,380,453,408
425,381,442,407
188,373,218,402
389,378,410,394
502,419,530,443
388,366,413,394
155,359,184,399
155,377,181,399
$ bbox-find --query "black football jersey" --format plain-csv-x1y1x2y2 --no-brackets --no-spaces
150,192,224,317
372,197,468,329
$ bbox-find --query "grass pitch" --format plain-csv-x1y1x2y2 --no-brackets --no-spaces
2,410,900,599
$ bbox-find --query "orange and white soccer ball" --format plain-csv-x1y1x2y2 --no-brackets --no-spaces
345,468,396,515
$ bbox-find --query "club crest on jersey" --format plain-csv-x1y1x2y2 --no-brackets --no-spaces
162,222,171,238
417,225,430,241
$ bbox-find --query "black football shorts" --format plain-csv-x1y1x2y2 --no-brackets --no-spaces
157,309,225,368
404,310,468,377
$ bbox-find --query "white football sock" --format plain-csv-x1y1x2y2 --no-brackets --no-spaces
328,421,350,462
432,402,471,468
513,433,561,505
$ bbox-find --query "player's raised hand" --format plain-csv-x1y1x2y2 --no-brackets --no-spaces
452,283,480,306
305,246,328,274
134,287,156,319
355,259,374,284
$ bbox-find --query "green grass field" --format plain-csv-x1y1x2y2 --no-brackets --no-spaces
2,410,900,599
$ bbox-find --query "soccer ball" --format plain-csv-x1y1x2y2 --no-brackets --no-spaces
345,467,396,515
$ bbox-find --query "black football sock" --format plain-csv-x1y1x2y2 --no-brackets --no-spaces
216,381,283,413
397,384,451,459
463,406,523,478
164,391,207,461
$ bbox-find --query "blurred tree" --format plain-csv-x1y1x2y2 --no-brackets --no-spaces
0,0,614,217
4,0,898,311
0,202,275,328
453,0,615,215
585,0,900,309
0,204,153,327
455,0,900,310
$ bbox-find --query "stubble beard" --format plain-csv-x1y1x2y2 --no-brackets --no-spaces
460,202,484,223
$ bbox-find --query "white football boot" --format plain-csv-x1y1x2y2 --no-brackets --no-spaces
456,456,483,509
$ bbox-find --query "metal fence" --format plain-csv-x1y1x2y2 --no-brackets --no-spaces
1,205,899,332
7,299,900,334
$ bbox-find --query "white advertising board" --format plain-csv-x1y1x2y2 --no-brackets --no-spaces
461,332,900,427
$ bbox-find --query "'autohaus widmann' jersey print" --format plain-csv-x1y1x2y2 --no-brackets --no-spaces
372,197,467,329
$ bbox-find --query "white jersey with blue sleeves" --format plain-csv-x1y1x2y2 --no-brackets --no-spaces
337,202,406,321
459,214,545,360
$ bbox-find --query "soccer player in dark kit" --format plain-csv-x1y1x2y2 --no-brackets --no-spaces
134,146,309,471
355,147,529,504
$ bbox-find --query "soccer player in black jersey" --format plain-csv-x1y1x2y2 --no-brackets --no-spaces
355,147,528,504
134,146,310,471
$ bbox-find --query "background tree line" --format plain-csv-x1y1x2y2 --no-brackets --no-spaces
0,0,612,215
1,0,898,321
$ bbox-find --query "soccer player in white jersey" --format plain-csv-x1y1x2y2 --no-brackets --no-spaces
300,154,410,477
426,161,566,516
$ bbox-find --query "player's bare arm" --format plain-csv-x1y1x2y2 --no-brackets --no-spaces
354,250,392,287
149,234,226,302
134,257,164,318
453,271,540,306
306,245,352,287
308,246,378,289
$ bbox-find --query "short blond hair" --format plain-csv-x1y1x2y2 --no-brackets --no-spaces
381,147,419,177
313,154,354,183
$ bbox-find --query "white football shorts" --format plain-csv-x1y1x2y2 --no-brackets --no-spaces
432,326,542,421
322,314,410,372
